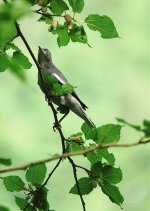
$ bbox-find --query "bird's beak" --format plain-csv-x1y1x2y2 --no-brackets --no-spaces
38,46,45,56
38,46,43,52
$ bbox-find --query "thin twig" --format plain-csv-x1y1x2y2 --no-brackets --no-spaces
75,165,91,175
35,10,65,18
68,157,86,211
0,139,149,174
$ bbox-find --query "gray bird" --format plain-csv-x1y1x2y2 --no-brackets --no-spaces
38,47,95,128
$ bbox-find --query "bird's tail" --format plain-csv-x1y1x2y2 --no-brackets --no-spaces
72,106,95,128
81,111,96,128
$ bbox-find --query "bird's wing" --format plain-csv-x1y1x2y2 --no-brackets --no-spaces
51,67,68,84
71,91,88,110
52,66,88,110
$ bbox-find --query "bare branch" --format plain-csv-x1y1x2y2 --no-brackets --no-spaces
34,10,65,18
0,139,149,174
68,157,86,211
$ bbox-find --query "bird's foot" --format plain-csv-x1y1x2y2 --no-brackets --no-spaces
53,121,61,131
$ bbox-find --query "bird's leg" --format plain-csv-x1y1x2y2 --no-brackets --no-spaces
59,110,70,123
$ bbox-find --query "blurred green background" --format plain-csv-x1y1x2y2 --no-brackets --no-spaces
0,0,149,210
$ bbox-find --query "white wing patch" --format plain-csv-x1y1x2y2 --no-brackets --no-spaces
52,73,67,85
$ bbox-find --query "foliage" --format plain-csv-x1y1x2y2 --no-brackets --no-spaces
0,0,149,211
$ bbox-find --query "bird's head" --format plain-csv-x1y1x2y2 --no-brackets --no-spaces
38,47,52,66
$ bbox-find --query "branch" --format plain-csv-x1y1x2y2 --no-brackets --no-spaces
34,10,65,18
0,139,149,174
68,157,86,211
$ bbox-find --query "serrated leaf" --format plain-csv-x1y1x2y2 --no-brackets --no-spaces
12,51,32,69
67,142,84,152
87,145,102,165
142,120,150,137
97,124,122,144
69,24,88,44
0,53,10,72
0,21,17,50
54,83,74,96
3,176,25,192
67,132,84,144
52,27,70,47
116,118,141,131
99,148,115,166
85,14,118,39
25,163,47,187
91,161,103,177
38,15,52,25
9,56,26,81
87,146,115,166
81,123,98,140
6,43,21,52
102,166,122,184
15,196,28,210
0,158,12,166
101,182,124,206
50,0,69,15
0,205,10,211
68,0,84,13
70,177,93,195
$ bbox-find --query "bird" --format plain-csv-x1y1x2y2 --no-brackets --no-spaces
38,47,95,128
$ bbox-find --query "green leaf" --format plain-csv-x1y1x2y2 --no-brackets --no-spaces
67,142,84,152
0,0,30,20
68,0,84,13
116,118,141,131
0,53,10,72
0,21,17,50
142,120,150,137
0,205,10,211
12,51,32,69
24,205,35,211
52,27,70,47
25,163,47,187
33,186,49,209
85,14,119,39
50,0,69,15
101,182,124,207
15,196,28,210
69,24,88,44
102,166,123,184
87,146,115,166
70,177,93,195
3,176,25,192
0,0,30,50
99,148,115,166
0,52,27,80
91,161,103,177
6,43,21,52
97,124,122,144
54,83,74,96
43,75,75,96
0,158,12,166
86,144,102,164
81,123,98,140
26,0,37,5
38,15,52,25
9,56,27,81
